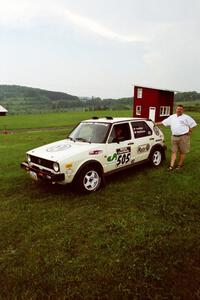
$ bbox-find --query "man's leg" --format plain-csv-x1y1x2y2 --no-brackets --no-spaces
176,135,189,168
177,153,185,167
169,136,178,169
170,152,177,167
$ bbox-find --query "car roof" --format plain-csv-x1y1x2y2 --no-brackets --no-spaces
83,117,150,124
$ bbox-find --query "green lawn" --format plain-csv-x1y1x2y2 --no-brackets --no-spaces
0,111,200,299
0,110,131,131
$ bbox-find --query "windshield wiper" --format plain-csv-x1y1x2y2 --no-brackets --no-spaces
75,137,90,143
67,136,76,142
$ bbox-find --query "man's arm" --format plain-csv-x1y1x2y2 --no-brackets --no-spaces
155,121,163,126
188,126,196,134
155,115,172,127
187,116,197,134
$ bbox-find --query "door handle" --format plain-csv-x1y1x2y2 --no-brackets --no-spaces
128,142,134,145
149,138,154,140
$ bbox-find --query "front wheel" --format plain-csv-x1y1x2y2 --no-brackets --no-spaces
149,148,163,167
75,165,103,193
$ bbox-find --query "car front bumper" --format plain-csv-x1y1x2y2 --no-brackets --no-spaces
21,162,65,182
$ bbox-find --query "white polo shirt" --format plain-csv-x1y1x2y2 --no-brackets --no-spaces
162,114,197,135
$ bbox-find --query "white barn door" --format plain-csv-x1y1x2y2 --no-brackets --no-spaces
149,107,156,121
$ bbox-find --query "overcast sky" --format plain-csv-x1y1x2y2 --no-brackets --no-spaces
0,0,199,98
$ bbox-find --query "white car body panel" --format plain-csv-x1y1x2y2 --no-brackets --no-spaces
21,117,165,187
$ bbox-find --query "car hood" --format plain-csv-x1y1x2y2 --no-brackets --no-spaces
27,139,102,162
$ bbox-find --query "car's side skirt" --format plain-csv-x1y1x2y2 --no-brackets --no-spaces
104,159,149,176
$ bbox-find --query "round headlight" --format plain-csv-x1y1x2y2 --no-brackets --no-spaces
53,162,59,172
27,154,31,163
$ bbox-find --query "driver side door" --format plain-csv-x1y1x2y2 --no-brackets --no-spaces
104,122,133,173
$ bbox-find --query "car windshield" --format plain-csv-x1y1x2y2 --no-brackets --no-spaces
68,122,110,143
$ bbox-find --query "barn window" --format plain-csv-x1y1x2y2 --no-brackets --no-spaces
160,106,170,116
136,106,141,115
137,88,143,99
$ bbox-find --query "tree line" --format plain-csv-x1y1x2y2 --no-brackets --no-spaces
0,85,199,114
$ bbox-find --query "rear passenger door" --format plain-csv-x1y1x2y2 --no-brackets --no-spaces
131,121,154,162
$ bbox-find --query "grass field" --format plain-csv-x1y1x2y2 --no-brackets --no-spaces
0,110,131,131
0,110,200,299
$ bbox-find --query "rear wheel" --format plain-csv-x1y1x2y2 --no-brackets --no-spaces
75,165,103,193
149,148,163,167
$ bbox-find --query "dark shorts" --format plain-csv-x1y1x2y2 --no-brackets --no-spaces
171,134,190,154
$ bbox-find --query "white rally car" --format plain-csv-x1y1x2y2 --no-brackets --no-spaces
21,117,166,193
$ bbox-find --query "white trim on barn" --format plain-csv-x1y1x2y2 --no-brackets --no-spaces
137,88,143,99
136,105,142,115
160,106,170,117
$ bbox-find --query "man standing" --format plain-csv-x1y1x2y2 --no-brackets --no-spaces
156,105,197,171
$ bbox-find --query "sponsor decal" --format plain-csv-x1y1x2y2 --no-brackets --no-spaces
107,153,117,163
89,149,103,155
116,146,131,167
46,144,71,152
133,126,146,135
107,147,131,167
137,144,150,154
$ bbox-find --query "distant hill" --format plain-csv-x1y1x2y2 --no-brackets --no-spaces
0,85,134,114
0,85,199,114
0,85,81,114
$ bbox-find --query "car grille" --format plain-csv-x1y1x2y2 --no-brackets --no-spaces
29,155,54,170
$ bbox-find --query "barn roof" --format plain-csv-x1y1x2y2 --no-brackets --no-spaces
0,105,8,112
134,85,175,93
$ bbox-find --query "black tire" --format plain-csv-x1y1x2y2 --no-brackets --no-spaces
149,148,164,167
75,165,103,193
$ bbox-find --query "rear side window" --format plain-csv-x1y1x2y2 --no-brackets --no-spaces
131,121,152,138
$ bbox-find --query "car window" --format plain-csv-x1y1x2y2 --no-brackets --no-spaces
131,121,152,138
69,122,110,143
153,126,160,136
108,123,131,143
79,124,93,139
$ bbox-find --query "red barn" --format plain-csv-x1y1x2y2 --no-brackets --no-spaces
133,85,174,122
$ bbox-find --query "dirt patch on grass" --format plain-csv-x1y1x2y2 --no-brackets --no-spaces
1,126,73,134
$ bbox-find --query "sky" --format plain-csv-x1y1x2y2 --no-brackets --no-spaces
0,0,200,98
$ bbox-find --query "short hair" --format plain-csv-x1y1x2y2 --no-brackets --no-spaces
177,104,184,108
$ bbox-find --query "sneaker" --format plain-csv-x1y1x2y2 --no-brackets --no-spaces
167,166,174,171
175,165,184,170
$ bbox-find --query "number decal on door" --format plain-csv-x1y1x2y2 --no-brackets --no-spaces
117,152,131,166
116,147,131,167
